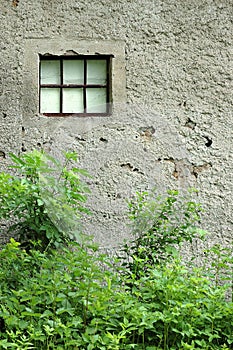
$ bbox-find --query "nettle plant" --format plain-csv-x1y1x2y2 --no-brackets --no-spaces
121,189,206,278
0,157,232,349
0,150,91,251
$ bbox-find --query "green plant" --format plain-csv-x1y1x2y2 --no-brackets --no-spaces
203,243,233,301
0,181,232,349
0,239,122,349
123,260,233,349
121,189,206,278
1,237,232,350
0,150,91,251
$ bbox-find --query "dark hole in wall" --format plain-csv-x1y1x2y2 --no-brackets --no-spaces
0,151,6,159
185,118,196,129
204,136,212,147
75,136,86,142
21,143,27,152
100,137,108,143
120,163,144,175
12,0,19,7
121,163,134,170
178,100,187,107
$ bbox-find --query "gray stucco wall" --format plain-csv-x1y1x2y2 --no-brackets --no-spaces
0,0,232,254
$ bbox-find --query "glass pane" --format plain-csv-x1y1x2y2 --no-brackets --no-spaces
86,88,107,113
40,88,60,113
87,60,107,84
63,88,84,113
41,60,60,84
63,60,84,84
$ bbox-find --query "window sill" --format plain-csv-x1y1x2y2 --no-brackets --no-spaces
41,112,112,117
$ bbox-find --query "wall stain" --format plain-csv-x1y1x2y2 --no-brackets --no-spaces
157,157,212,180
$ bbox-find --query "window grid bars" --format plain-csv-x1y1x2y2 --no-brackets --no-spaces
39,55,112,116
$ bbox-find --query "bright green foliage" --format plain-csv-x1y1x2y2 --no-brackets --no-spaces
122,189,206,278
0,151,232,349
203,244,233,301
0,239,232,349
121,262,233,349
0,150,91,251
0,239,120,349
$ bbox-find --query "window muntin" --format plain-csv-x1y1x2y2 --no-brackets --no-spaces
39,55,112,116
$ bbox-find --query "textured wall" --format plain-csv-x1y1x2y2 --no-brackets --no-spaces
0,0,232,254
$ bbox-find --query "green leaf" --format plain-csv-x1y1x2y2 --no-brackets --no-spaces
37,199,44,206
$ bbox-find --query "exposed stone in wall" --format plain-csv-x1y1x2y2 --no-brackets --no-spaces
0,0,232,257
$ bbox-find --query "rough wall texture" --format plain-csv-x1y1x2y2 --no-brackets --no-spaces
0,0,232,255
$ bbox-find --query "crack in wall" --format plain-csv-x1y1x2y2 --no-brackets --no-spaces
157,157,212,180
120,162,144,175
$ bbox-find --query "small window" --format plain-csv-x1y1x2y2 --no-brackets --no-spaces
39,55,112,116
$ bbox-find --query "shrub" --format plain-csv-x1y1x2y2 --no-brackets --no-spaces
0,151,232,349
0,239,232,349
121,189,206,279
0,150,91,251
0,239,118,349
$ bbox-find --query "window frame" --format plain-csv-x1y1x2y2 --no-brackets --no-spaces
39,54,113,117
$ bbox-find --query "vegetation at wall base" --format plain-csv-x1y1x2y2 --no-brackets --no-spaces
0,150,91,251
120,188,206,279
0,239,232,349
0,150,232,349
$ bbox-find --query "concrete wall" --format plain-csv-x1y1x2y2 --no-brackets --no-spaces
0,0,232,253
